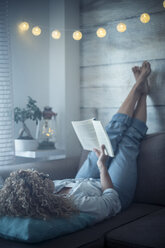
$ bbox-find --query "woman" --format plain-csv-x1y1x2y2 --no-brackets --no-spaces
55,61,151,220
0,61,151,221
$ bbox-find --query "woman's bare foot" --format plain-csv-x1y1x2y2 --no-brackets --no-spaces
140,61,151,78
132,65,149,94
132,66,141,80
133,61,151,94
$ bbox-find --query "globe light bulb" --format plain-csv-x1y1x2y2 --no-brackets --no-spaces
32,26,41,36
163,0,165,8
96,28,106,38
73,30,82,40
51,30,61,39
117,23,127,32
140,13,150,23
19,22,29,31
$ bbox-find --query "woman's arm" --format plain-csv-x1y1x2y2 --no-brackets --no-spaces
94,145,113,191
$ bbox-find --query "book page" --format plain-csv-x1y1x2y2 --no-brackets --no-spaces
72,119,99,151
92,120,114,157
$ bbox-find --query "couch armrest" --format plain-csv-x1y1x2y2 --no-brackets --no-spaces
0,156,80,180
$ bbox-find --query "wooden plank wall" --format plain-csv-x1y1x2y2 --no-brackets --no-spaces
79,0,165,133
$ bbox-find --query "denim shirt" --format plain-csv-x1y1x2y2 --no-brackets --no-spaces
53,178,121,222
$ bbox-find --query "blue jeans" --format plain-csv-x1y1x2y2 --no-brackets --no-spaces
75,113,148,209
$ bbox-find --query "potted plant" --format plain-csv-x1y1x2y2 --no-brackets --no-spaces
14,96,42,152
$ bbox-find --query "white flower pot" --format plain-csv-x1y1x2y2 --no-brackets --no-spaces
15,139,38,152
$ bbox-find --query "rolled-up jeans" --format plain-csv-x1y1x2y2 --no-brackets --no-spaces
75,113,148,210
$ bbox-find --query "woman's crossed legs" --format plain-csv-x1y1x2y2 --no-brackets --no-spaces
76,61,151,209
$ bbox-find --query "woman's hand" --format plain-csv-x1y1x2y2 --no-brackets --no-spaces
94,145,113,190
93,145,108,170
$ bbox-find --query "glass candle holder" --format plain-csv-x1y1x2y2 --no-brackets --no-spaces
36,107,57,149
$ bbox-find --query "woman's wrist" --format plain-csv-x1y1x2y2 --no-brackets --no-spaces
97,161,107,172
99,163,114,190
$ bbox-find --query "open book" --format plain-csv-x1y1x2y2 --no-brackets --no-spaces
72,118,114,157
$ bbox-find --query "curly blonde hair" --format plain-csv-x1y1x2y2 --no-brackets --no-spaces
0,169,77,220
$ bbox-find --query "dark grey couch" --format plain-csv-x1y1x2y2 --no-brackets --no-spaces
0,132,165,248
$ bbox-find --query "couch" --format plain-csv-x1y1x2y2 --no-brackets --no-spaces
0,132,165,248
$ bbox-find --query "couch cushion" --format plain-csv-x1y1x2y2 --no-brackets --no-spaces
134,132,165,205
105,208,165,248
0,213,95,243
44,203,162,248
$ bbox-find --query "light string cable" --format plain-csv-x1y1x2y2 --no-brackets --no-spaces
18,1,165,38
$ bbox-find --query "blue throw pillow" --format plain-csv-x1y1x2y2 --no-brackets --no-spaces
0,213,96,243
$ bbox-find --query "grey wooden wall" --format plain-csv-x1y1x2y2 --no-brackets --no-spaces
79,0,165,133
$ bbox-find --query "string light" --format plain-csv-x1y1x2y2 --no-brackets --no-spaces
18,22,29,31
163,0,165,8
117,23,127,32
96,28,106,38
32,26,41,36
73,30,82,40
140,13,150,23
18,1,165,39
51,30,61,39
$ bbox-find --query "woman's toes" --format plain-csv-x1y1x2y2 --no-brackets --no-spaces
141,61,151,77
132,66,139,73
142,61,148,67
132,66,141,80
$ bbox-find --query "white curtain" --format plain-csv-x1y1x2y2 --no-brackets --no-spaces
0,0,14,165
